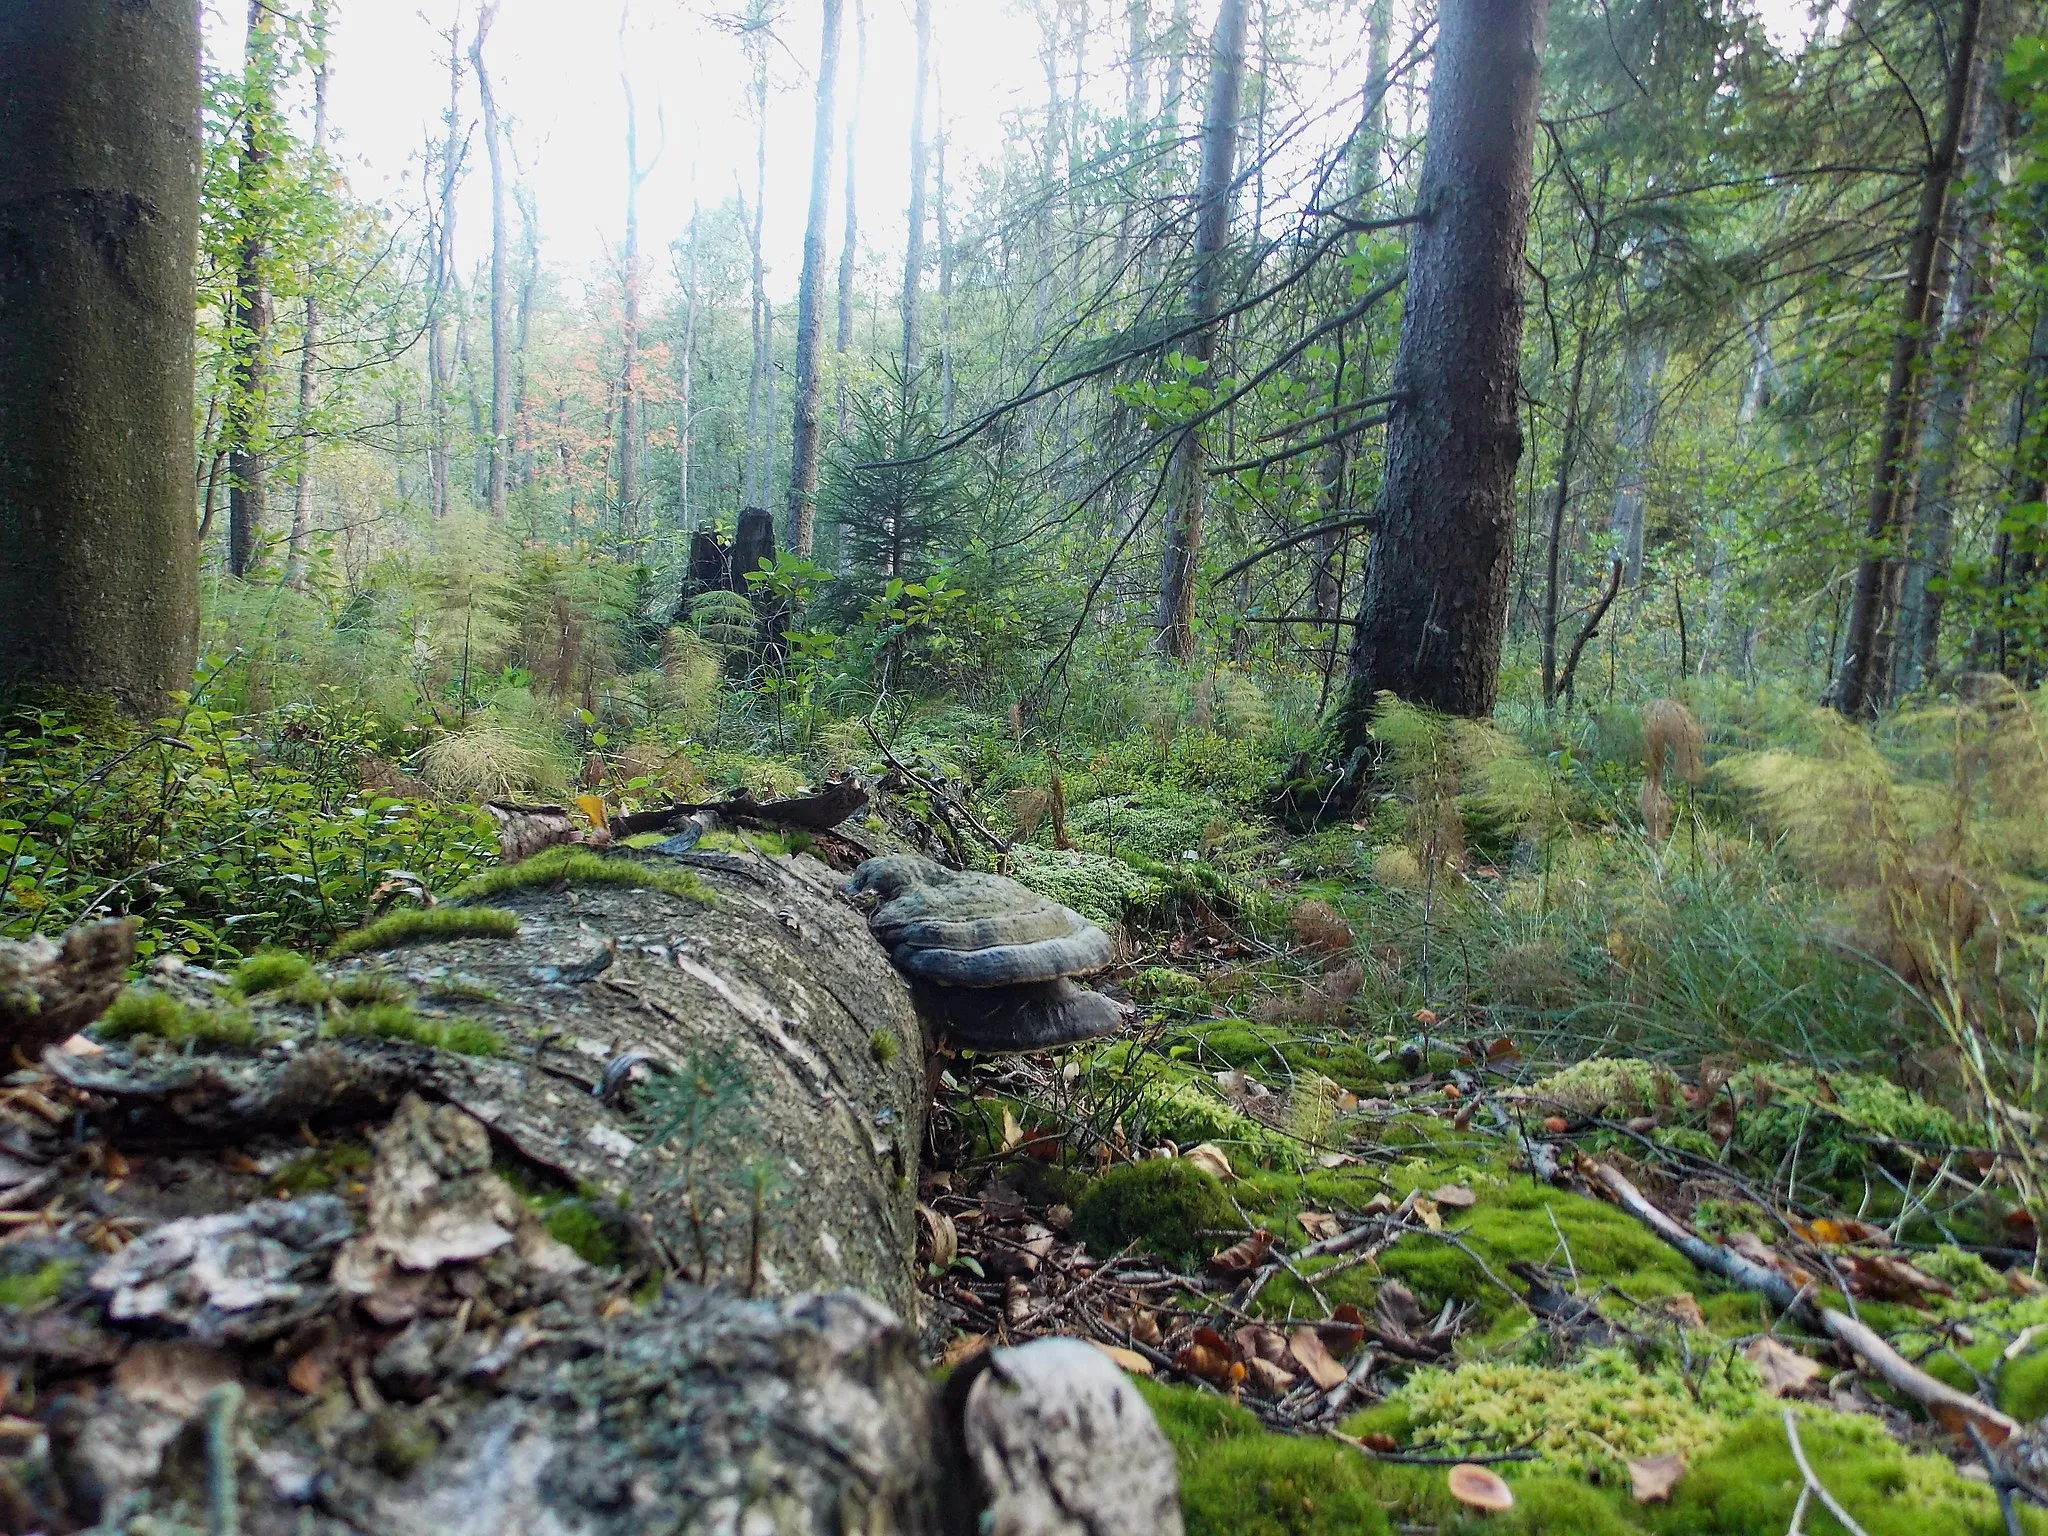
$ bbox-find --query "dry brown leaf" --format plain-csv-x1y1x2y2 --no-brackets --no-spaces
1235,1325,1291,1365
1628,1452,1685,1504
1175,1327,1242,1385
1360,1194,1396,1218
1316,1151,1359,1169
1207,1229,1272,1276
917,1203,958,1270
1182,1142,1235,1182
1659,1293,1706,1330
1288,1326,1348,1390
1446,1464,1514,1512
1413,1198,1444,1232
1004,1277,1034,1329
2007,1268,2048,1298
1321,1303,1368,1355
1130,1308,1163,1347
1298,1210,1343,1241
1244,1356,1297,1394
1000,1108,1025,1154
1802,1216,1890,1247
1090,1341,1155,1376
1745,1336,1824,1397
1429,1183,1478,1211
942,1333,990,1369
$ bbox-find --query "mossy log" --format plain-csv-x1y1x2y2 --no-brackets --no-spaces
0,854,1189,1533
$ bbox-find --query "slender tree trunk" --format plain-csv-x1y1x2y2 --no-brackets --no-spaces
1980,297,2048,678
936,98,955,430
0,0,200,709
1541,317,1594,710
511,179,539,489
744,34,770,509
836,0,868,439
285,0,334,588
1607,325,1664,589
787,0,844,557
1895,35,2007,695
228,0,277,578
472,5,509,522
427,25,465,522
1332,0,1552,731
679,200,700,535
1155,0,1254,660
1832,0,1985,717
618,57,653,542
901,0,933,388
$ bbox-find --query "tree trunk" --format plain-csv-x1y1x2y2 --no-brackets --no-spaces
679,200,700,535
936,100,955,430
1332,0,1551,732
1541,318,1594,711
836,0,868,440
787,0,844,558
901,0,933,386
744,34,770,511
1832,0,1985,717
618,66,650,543
511,179,539,490
1155,0,1253,661
1607,325,1664,589
227,0,277,579
285,0,334,588
427,25,465,522
0,0,199,710
472,5,509,523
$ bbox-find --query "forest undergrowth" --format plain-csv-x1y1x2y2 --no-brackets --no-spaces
5,570,2048,1535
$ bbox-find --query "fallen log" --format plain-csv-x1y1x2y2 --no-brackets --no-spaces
0,854,1182,1534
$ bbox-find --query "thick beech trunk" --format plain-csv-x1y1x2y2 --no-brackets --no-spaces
0,0,199,709
1333,0,1550,731
787,0,844,557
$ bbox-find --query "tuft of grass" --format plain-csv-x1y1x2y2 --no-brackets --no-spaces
322,1002,503,1056
331,971,410,1007
96,989,268,1052
233,948,318,996
329,905,521,956
448,845,712,905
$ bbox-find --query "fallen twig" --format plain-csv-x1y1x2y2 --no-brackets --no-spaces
1782,1408,1870,1536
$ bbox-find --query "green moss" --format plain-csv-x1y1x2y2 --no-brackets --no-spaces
269,1140,374,1195
696,827,814,858
1178,1019,1394,1092
1523,1057,1684,1117
1072,1159,1237,1267
329,905,521,956
233,948,318,996
541,1200,624,1267
96,989,267,1052
449,845,712,905
1642,1409,2041,1535
332,971,410,1006
1177,1433,1392,1536
422,977,500,1004
0,1259,76,1313
1130,966,1213,1002
1007,844,1165,925
1721,1065,1969,1184
280,972,336,1007
870,1028,900,1065
322,1003,503,1056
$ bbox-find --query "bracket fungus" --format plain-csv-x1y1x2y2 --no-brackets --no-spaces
845,857,1123,1053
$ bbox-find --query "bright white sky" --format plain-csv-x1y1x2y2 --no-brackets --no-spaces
205,0,1047,301
202,0,1820,304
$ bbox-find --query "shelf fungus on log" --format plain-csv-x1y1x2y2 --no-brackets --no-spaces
846,856,1125,1053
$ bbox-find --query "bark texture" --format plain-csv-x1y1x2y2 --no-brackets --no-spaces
0,0,200,710
1333,0,1549,729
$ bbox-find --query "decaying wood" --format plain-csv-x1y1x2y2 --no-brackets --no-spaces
0,918,134,1059
0,869,1185,1534
1588,1156,2021,1443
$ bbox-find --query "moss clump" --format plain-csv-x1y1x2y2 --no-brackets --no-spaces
422,977,500,1003
329,906,521,956
870,1028,900,1065
1179,1019,1394,1093
1721,1064,1968,1183
1007,844,1164,926
323,1003,503,1056
270,1140,374,1195
541,1200,624,1267
233,948,318,996
96,989,267,1052
1379,1348,1763,1476
1129,967,1212,1002
0,1259,77,1313
1072,1159,1236,1267
1522,1057,1684,1118
332,971,409,1007
695,827,815,858
449,845,712,905
280,972,336,1007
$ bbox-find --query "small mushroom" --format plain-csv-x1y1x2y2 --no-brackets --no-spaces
1446,1463,1514,1514
914,978,1124,1054
846,856,1113,988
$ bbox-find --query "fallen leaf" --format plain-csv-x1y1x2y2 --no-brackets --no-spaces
1355,1431,1399,1453
1838,1252,1951,1305
1235,1325,1291,1365
1175,1330,1241,1385
1090,1341,1155,1376
1130,1308,1163,1347
1320,1303,1368,1355
1000,1108,1025,1154
1298,1210,1343,1241
1628,1452,1685,1503
1244,1356,1296,1394
573,793,609,829
1288,1326,1349,1390
1208,1229,1273,1276
1004,1277,1033,1329
1932,1400,2012,1446
1360,1194,1395,1218
1659,1293,1706,1330
1485,1037,1521,1061
1803,1216,1889,1247
1316,1151,1359,1169
1745,1336,1824,1397
1430,1183,1477,1211
1446,1464,1514,1512
1413,1198,1443,1232
2007,1268,2047,1298
917,1203,958,1270
1182,1142,1235,1182
942,1333,989,1369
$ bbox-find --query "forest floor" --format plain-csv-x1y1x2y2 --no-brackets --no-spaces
6,678,2048,1533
